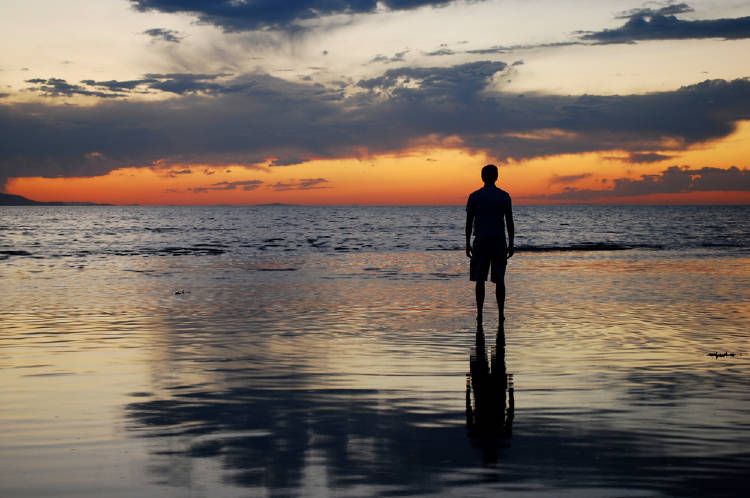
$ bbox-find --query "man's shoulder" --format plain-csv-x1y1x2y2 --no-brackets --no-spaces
468,185,511,201
488,186,511,200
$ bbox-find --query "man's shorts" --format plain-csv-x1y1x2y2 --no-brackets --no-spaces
470,238,507,283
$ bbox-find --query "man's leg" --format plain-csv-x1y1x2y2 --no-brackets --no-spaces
489,249,508,330
475,280,485,327
496,278,505,326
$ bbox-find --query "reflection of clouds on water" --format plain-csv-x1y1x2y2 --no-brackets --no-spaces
112,244,750,497
126,386,481,493
123,320,750,497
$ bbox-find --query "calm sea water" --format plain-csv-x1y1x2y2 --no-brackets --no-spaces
2,205,749,259
1,205,749,497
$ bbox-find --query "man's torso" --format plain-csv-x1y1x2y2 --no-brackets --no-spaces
467,185,511,244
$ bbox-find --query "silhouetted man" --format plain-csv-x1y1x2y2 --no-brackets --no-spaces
466,164,514,330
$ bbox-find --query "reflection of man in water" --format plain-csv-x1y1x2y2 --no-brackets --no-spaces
465,164,514,330
466,325,514,463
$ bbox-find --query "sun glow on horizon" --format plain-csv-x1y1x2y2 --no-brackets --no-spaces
6,122,750,206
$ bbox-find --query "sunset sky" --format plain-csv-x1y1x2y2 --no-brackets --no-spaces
2,0,750,205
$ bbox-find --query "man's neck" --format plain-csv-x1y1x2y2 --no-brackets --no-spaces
483,182,496,188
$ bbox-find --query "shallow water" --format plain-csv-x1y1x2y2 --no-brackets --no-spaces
1,206,749,497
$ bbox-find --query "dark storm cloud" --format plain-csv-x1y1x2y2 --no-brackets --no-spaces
465,46,507,55
537,166,750,200
191,180,264,193
369,55,390,64
465,41,579,55
164,168,192,177
614,3,694,19
4,62,750,187
129,0,464,32
357,60,506,95
367,50,409,64
391,50,409,62
143,73,233,95
425,48,455,56
27,74,236,98
270,157,309,166
583,7,750,43
268,178,330,191
143,28,183,43
627,152,674,163
548,173,593,185
24,78,123,98
81,78,158,92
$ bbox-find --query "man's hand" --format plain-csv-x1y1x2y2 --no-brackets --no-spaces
506,245,514,259
465,211,474,259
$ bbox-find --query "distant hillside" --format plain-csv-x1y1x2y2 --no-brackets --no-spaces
0,192,109,206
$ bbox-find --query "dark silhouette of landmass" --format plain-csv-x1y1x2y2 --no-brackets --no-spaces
0,192,110,206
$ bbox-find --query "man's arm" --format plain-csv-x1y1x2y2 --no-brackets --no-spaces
465,210,474,258
505,202,514,259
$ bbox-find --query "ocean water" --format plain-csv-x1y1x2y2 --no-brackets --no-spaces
2,205,749,259
1,205,749,497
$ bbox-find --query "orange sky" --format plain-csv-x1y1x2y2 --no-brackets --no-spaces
7,121,750,206
3,1,750,206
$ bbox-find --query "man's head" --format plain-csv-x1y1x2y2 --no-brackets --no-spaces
481,164,498,184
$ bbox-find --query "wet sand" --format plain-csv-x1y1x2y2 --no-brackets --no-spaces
1,249,749,497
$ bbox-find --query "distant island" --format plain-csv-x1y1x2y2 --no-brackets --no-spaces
0,192,110,206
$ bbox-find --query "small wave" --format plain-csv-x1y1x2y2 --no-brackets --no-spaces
516,243,664,252
23,372,73,377
159,246,226,255
109,246,227,256
700,242,748,248
192,243,230,248
0,250,32,259
423,243,664,253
